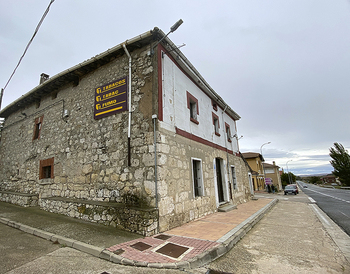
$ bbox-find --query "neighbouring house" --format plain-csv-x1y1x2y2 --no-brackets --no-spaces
263,161,282,191
320,174,337,185
0,27,254,236
241,152,265,191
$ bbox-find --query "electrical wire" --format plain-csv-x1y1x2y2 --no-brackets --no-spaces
2,0,55,92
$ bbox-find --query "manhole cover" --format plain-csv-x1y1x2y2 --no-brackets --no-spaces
113,248,124,255
154,234,172,240
130,242,152,251
155,243,189,258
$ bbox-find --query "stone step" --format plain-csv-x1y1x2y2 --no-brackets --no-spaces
218,203,237,212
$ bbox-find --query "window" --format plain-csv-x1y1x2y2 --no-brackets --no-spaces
231,166,237,190
225,123,232,142
39,157,54,179
33,115,44,140
212,113,220,136
187,91,199,124
192,158,204,197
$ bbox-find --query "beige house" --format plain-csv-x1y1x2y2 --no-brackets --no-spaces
241,152,265,191
263,162,282,191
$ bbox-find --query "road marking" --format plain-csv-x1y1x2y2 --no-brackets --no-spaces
306,188,350,203
340,211,350,218
308,197,316,203
310,204,330,226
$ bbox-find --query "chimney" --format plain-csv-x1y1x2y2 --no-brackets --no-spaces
40,73,49,84
273,161,276,166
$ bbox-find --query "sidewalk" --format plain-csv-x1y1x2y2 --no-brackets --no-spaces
208,194,350,273
0,198,277,270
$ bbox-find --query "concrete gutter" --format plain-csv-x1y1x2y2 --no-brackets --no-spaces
0,198,278,270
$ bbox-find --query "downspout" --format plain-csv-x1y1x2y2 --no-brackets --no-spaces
152,114,159,233
123,43,132,166
222,105,233,201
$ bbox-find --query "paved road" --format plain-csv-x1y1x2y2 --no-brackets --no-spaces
298,182,350,236
0,223,59,274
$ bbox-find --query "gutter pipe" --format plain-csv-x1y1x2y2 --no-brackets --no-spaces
123,43,132,166
152,114,159,233
221,105,233,201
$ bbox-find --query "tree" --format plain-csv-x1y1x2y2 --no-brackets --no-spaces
308,176,321,185
329,142,350,186
281,172,296,187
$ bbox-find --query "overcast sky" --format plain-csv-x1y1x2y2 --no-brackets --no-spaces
1,0,350,175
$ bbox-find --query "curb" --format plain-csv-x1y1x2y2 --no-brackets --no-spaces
309,203,350,263
0,198,278,270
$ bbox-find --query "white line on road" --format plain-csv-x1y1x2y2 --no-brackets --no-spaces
306,188,350,203
340,211,350,218
308,197,316,203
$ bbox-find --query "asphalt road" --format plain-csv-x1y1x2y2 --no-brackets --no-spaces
298,181,350,236
0,222,59,274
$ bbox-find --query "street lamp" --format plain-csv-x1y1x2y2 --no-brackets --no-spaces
151,19,183,55
260,142,271,190
260,142,271,157
286,160,293,184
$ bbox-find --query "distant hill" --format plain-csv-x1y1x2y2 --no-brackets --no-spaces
298,173,330,178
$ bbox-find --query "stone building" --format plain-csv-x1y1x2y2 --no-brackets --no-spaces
0,27,253,236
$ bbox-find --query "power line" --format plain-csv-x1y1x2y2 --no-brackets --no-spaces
0,0,55,110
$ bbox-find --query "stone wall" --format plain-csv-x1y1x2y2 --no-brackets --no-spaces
0,191,38,207
39,197,158,236
0,45,159,235
156,128,252,232
0,46,154,200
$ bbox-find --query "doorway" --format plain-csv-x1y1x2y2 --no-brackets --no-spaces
215,158,225,203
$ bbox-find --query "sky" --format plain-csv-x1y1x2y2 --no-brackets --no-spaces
1,0,350,176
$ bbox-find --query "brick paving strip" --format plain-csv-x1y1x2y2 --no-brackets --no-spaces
107,235,219,263
106,198,274,265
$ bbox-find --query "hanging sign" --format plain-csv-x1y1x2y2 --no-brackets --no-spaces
94,76,128,119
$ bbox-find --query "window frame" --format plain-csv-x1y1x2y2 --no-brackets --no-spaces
225,122,232,143
187,91,199,124
212,112,220,136
191,158,204,198
39,157,54,179
33,115,44,141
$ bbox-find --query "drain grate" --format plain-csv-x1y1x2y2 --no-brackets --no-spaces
154,234,172,241
155,242,189,258
130,242,152,251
